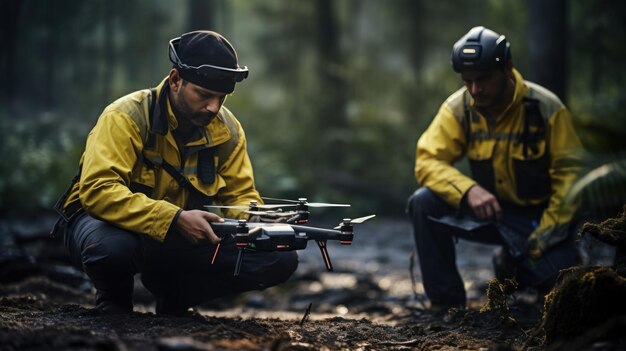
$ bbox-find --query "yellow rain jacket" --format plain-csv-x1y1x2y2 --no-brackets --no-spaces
63,79,261,242
415,69,582,247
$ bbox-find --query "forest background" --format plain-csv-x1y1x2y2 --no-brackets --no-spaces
1,0,625,221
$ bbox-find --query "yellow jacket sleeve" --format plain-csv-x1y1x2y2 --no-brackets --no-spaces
79,111,180,241
415,103,476,207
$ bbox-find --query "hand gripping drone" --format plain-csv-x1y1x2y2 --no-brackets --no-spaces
204,198,374,276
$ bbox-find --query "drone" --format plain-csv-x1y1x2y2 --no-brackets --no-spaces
204,197,375,276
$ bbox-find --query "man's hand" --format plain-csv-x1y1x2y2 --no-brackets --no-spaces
527,234,545,260
466,185,502,221
175,210,224,245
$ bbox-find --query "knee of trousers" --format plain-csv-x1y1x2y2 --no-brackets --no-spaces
407,187,443,218
82,233,142,277
261,251,299,287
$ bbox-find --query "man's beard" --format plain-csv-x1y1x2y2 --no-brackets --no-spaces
474,74,509,109
174,91,217,127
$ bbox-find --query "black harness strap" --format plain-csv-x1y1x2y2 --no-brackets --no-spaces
50,170,83,238
143,153,213,209
462,91,548,198
145,87,214,209
197,147,217,184
520,97,545,159
463,94,545,150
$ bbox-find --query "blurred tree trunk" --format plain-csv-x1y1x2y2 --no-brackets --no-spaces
103,0,115,102
403,0,425,114
43,1,56,110
315,0,347,166
188,0,216,31
528,0,568,102
405,0,425,78
0,0,23,109
317,0,346,123
588,2,610,98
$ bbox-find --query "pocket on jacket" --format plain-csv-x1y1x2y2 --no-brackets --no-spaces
468,140,496,194
511,140,551,200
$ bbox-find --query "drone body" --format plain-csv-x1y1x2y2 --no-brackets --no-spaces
205,197,374,276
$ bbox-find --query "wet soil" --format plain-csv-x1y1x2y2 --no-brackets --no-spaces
0,217,619,350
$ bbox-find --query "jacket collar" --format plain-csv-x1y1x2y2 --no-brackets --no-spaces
151,78,232,147
150,79,171,136
471,68,527,121
510,68,528,109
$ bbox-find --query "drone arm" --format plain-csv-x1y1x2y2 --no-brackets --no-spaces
289,225,344,240
209,222,238,236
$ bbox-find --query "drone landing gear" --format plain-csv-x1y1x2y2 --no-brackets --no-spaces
211,242,221,265
209,241,243,276
234,248,244,277
316,240,333,271
230,240,334,276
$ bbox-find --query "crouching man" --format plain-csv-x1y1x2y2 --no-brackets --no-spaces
53,30,297,315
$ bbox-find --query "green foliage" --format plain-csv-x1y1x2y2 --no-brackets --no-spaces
0,108,82,218
569,0,626,153
565,157,626,215
561,1,626,215
2,0,625,219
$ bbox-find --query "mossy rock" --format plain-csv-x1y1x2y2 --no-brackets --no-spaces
541,265,626,344
581,204,626,250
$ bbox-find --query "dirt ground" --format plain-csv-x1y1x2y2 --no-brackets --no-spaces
0,217,619,350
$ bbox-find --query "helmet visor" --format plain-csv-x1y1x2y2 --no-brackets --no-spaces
168,38,249,83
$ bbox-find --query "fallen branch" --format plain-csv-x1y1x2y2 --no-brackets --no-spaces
377,338,420,346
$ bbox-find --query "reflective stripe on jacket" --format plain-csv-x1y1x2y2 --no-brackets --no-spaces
64,79,261,241
415,69,583,243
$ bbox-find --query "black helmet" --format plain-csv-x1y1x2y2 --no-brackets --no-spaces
168,30,249,93
451,26,511,72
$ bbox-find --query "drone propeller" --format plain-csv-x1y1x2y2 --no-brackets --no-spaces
334,214,376,229
306,202,350,208
261,197,350,208
204,203,297,210
204,204,249,210
348,214,377,223
246,210,300,217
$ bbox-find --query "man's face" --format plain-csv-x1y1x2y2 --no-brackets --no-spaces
460,68,509,109
172,81,227,127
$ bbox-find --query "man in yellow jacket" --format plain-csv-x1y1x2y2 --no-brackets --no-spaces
408,26,582,311
55,31,297,314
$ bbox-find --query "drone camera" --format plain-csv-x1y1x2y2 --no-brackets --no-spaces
249,225,308,251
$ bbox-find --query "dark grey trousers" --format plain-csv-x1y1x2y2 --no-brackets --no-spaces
64,212,298,311
407,187,580,307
